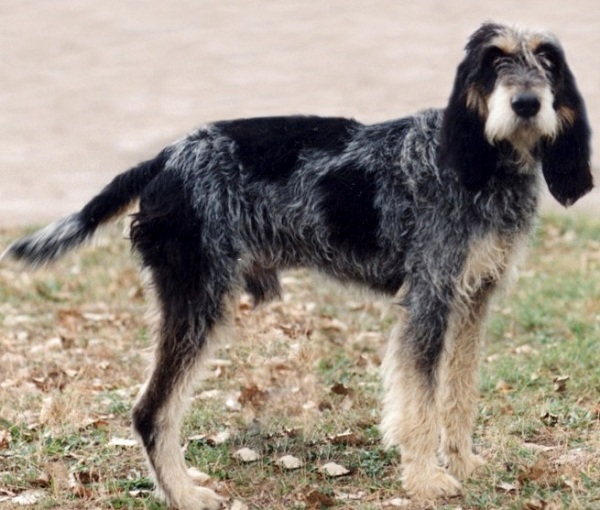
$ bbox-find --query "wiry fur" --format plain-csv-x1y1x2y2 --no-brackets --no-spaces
2,23,592,507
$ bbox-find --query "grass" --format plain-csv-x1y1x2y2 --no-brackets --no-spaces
0,214,599,509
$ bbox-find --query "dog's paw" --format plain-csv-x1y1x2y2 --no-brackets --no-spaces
402,465,462,500
193,487,226,510
174,486,225,510
187,467,213,486
446,452,485,480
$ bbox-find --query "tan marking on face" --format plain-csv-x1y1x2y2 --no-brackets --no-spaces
492,29,557,64
466,85,488,118
529,29,561,50
557,105,577,129
526,33,549,53
489,33,518,55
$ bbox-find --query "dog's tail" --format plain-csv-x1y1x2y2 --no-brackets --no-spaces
2,148,171,267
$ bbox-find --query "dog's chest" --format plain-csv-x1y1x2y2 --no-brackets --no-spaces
457,232,526,298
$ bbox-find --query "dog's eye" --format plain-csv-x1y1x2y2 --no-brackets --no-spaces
537,52,555,71
535,44,561,72
482,46,507,70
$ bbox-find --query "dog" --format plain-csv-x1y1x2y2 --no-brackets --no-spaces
2,22,592,508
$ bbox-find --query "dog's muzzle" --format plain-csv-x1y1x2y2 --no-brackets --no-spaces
511,92,541,118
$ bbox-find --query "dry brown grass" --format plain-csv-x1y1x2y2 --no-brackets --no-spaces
1,215,599,509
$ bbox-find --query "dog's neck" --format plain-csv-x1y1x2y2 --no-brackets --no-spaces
494,139,541,175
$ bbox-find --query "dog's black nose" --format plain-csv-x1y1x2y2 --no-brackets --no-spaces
511,93,541,118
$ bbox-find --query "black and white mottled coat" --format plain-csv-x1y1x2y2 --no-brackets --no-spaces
3,22,593,509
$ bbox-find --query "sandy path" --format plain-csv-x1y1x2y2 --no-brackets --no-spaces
2,0,599,227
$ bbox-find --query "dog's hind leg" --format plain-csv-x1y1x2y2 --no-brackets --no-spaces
130,233,236,509
381,288,462,500
131,280,231,510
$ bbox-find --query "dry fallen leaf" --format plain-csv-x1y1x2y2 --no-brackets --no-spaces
71,484,92,499
320,317,348,332
330,430,361,446
0,429,12,448
71,469,100,485
540,411,560,427
31,471,51,488
0,489,15,497
495,380,513,393
207,358,232,379
515,344,538,356
553,375,570,393
207,359,232,369
198,389,222,400
32,369,69,392
305,489,335,508
523,498,561,510
108,437,138,448
518,457,553,486
330,382,353,396
277,455,304,470
319,462,350,477
335,490,365,501
230,500,249,510
79,417,110,430
522,442,556,453
234,447,261,463
225,392,242,412
383,497,412,507
206,429,231,446
522,498,546,510
29,337,63,355
82,312,115,322
283,427,303,438
12,489,46,506
238,383,268,409
277,323,302,338
496,481,518,493
129,489,152,498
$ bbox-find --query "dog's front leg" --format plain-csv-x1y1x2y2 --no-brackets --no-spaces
381,302,462,500
439,290,493,480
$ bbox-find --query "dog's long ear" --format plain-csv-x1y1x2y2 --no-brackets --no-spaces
541,44,593,206
439,24,500,191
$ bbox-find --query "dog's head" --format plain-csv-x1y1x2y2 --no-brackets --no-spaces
440,22,592,206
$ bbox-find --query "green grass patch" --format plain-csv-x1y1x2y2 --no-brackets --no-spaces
1,215,599,509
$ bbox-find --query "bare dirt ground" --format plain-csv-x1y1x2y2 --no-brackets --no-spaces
1,0,600,227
